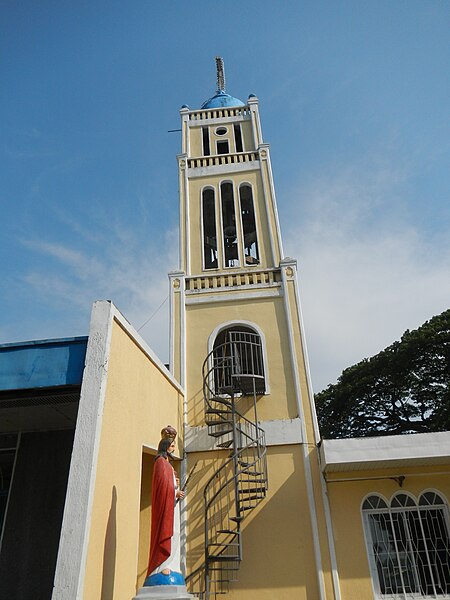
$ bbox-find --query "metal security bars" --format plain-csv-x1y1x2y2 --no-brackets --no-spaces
363,492,450,599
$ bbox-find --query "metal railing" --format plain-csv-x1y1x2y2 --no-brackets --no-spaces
186,332,268,598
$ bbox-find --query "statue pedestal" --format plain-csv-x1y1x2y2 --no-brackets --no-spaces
133,585,197,600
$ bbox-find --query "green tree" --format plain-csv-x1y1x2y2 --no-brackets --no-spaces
315,309,450,439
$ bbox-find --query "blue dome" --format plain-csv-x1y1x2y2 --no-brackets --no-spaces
201,90,245,109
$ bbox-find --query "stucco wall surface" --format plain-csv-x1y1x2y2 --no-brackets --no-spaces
185,445,321,600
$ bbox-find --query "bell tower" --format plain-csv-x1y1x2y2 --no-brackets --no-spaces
170,60,338,600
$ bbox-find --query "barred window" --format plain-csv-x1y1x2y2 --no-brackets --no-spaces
362,492,450,599
212,326,266,396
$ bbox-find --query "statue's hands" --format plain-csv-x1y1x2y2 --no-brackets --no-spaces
176,489,185,500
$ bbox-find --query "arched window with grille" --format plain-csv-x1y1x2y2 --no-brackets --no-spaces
362,491,450,598
211,324,266,396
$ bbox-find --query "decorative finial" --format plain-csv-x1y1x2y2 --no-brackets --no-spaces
215,56,225,92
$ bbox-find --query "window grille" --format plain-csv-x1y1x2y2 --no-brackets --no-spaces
212,327,266,396
362,492,450,599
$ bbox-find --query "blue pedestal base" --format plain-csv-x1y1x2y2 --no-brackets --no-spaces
144,572,186,587
133,572,196,600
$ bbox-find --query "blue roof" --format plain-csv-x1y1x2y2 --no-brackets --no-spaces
201,90,245,109
0,336,88,391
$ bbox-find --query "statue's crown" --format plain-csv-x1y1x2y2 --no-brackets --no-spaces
161,425,177,440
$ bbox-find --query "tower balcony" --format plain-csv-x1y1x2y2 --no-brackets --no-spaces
185,267,282,294
186,105,252,122
187,150,260,177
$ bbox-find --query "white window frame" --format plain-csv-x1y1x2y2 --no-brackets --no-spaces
362,491,450,600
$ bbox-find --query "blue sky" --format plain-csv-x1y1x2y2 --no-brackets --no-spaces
2,1,449,391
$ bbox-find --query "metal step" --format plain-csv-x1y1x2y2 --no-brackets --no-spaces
238,488,266,494
206,427,233,437
217,529,238,535
206,406,232,414
209,397,233,407
208,554,240,562
240,503,263,511
238,478,267,484
217,439,233,448
217,386,235,396
239,495,265,502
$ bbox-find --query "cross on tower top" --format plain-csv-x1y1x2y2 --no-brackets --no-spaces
215,56,226,92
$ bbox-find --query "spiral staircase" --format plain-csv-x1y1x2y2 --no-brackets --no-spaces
198,330,268,599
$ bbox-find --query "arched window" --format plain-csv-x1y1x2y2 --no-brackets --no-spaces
362,491,450,598
220,182,239,268
202,188,218,270
239,184,259,265
212,325,266,396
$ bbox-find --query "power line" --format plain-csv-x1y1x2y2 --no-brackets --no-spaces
137,295,168,332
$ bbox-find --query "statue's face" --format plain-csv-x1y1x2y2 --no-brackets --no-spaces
168,440,176,453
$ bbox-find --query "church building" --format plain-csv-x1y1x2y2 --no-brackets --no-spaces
0,61,449,600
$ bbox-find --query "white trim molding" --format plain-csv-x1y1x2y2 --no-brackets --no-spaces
321,431,450,473
52,301,115,600
185,418,303,452
185,288,282,305
280,262,327,600
187,161,260,178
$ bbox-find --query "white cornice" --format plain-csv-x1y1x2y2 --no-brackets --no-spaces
188,115,251,127
185,418,303,452
320,431,450,473
185,288,282,305
187,161,260,178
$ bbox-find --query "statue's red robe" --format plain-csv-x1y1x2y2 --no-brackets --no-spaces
147,457,175,576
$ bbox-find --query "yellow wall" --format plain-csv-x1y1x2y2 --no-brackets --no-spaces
185,296,298,426
326,465,450,600
241,120,254,152
185,446,321,600
81,319,184,600
189,125,202,157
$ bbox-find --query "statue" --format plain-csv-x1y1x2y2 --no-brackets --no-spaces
144,426,185,587
134,426,196,599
